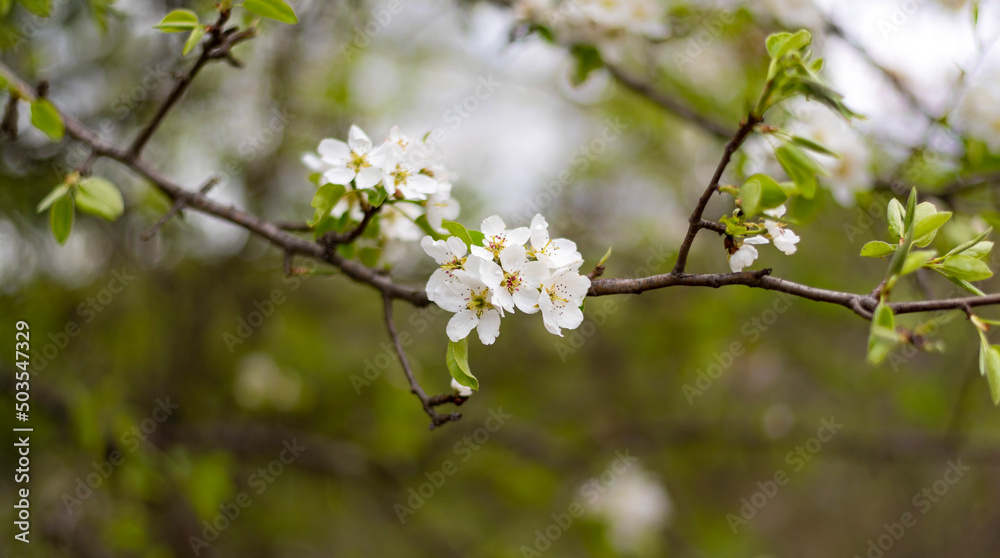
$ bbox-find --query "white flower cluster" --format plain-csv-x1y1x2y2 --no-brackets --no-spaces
301,124,460,237
423,215,591,344
952,76,1000,154
728,205,801,272
514,0,668,41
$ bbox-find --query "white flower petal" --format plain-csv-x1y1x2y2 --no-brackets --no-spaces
322,167,356,186
318,138,350,163
477,309,501,345
355,167,382,190
447,310,479,342
481,215,506,238
347,125,373,153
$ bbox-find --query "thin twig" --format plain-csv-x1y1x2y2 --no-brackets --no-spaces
382,291,465,429
671,113,761,275
605,63,730,140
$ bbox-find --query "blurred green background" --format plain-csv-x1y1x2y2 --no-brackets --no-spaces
2,0,1000,556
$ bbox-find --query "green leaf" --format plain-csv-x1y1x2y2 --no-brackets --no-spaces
738,177,760,217
446,338,478,391
241,0,298,24
366,186,388,208
414,214,447,241
887,188,920,279
30,99,64,140
985,345,1000,405
570,44,603,86
308,183,346,227
913,208,951,247
50,194,74,244
964,241,994,260
940,273,986,296
441,221,473,248
153,9,200,32
789,136,839,157
183,26,207,56
860,240,896,258
941,227,992,260
17,0,51,17
740,174,788,216
468,229,485,247
941,255,993,282
900,250,936,276
867,303,896,365
36,184,70,213
776,143,824,199
75,177,124,221
887,198,905,240
0,0,13,16
765,29,811,59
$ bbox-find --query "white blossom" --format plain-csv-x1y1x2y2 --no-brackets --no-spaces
585,463,673,554
471,215,532,261
538,267,591,336
528,213,583,270
381,144,439,201
791,103,873,206
435,256,505,345
451,377,473,397
763,205,800,255
315,125,386,190
426,182,461,233
952,76,1000,154
421,236,468,302
729,236,768,272
481,245,549,314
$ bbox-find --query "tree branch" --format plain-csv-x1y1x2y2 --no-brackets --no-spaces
671,112,761,275
605,63,731,140
382,291,466,429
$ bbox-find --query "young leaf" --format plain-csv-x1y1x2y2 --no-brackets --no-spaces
441,221,473,248
860,241,896,258
985,345,1000,405
30,99,64,140
913,210,951,247
50,194,74,244
241,0,299,24
75,177,124,221
358,246,381,268
740,174,787,216
17,0,51,17
183,26,207,56
867,303,897,365
776,143,824,199
366,186,388,208
446,338,478,391
900,250,936,276
940,273,986,296
570,44,603,86
789,136,839,157
36,183,70,213
153,9,200,32
941,227,992,260
887,198,905,240
941,255,993,282
308,183,346,227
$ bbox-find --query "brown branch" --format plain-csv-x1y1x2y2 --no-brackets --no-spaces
671,112,761,275
319,204,380,248
382,291,465,429
127,11,255,159
605,63,731,140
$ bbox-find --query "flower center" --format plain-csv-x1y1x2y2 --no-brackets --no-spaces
503,271,522,293
485,235,507,259
466,288,494,317
442,256,465,272
545,284,568,306
390,164,411,187
348,151,369,172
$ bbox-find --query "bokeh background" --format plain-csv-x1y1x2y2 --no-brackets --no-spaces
3,0,1000,556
